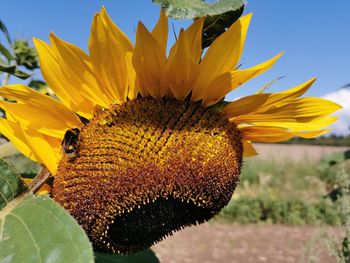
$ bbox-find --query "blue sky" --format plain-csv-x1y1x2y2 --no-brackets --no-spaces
1,0,350,101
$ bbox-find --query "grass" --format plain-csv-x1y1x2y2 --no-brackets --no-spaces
213,155,345,225
238,157,325,200
326,164,350,262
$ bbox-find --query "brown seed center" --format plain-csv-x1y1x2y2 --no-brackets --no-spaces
53,97,243,254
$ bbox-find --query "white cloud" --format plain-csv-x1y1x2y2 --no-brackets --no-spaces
323,88,350,136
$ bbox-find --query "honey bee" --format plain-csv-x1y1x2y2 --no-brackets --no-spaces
61,128,80,159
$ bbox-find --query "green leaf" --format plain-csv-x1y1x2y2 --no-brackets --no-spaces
4,154,41,177
0,63,15,73
0,62,31,79
0,159,24,210
0,143,41,177
28,79,47,90
0,195,94,263
202,7,244,48
0,20,11,44
153,0,246,19
95,249,160,263
0,42,14,62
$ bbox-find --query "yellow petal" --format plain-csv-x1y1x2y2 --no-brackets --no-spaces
133,22,166,97
125,52,138,100
203,52,283,106
246,116,338,131
0,118,38,162
234,97,341,123
34,38,98,118
89,14,128,103
242,140,258,157
0,116,60,174
0,85,81,138
292,130,329,138
240,126,294,142
48,34,110,109
279,78,316,98
151,11,168,54
224,78,316,118
99,6,133,52
163,30,198,99
184,18,204,63
161,18,203,99
23,129,61,174
192,14,252,101
240,126,329,143
100,6,137,100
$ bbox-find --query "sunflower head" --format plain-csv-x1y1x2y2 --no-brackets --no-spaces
54,97,243,253
0,7,341,254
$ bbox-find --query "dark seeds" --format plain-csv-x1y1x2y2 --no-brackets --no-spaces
109,196,212,252
53,97,243,254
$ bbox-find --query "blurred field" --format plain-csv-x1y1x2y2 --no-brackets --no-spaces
152,143,350,263
253,143,349,162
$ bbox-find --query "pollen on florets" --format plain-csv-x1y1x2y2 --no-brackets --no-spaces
53,97,243,254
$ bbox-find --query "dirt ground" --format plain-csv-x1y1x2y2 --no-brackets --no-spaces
152,223,343,263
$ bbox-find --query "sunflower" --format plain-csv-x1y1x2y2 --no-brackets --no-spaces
0,7,340,254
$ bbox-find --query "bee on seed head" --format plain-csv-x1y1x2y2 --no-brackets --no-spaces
61,128,80,159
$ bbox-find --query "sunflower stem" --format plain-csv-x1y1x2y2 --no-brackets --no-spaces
28,167,51,194
1,72,10,86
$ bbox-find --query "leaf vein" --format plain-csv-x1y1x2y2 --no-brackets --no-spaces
31,200,84,262
9,213,43,263
0,191,9,206
0,173,15,199
0,216,5,240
